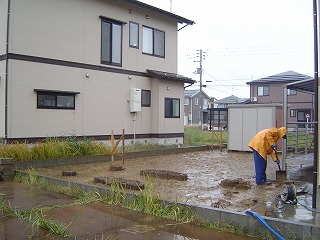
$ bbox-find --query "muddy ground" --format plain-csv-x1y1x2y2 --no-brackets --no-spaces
35,150,306,212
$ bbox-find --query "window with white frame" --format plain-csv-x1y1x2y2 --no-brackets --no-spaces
257,86,269,96
184,98,190,105
101,18,123,66
203,99,208,109
142,26,165,57
195,98,199,105
165,98,180,118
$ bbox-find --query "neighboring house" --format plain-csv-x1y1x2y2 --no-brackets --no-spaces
214,95,250,108
208,95,249,130
0,0,195,144
184,89,214,125
246,71,314,124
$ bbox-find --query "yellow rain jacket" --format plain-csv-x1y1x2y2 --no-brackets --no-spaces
248,127,287,161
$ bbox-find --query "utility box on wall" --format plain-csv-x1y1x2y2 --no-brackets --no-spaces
227,104,283,152
129,88,141,112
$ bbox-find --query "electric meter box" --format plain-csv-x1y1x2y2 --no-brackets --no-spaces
129,88,141,112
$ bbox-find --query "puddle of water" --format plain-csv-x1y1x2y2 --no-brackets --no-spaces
45,203,257,240
0,181,257,239
250,190,317,225
0,181,73,211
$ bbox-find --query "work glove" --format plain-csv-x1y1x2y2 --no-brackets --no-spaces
275,160,280,165
272,144,278,150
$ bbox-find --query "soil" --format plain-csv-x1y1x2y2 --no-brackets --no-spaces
35,150,305,212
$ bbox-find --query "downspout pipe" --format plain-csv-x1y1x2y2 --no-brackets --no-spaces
312,0,318,209
282,86,287,172
5,0,11,144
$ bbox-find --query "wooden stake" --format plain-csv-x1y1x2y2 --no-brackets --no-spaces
111,130,115,166
122,129,125,167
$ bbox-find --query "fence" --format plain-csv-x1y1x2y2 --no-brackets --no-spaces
286,122,315,156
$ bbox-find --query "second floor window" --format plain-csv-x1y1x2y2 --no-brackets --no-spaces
142,26,165,58
101,18,122,66
184,98,190,105
257,86,269,96
195,98,199,105
129,22,139,48
287,89,297,95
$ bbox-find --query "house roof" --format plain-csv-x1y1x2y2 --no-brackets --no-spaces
287,78,315,94
118,0,195,25
246,71,312,85
184,89,211,99
215,95,249,104
147,69,196,84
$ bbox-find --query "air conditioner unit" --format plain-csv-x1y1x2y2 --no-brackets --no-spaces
250,97,257,102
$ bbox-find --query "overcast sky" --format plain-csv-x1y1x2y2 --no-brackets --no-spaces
141,0,315,100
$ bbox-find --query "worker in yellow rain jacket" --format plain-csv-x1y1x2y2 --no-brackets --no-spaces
248,127,287,185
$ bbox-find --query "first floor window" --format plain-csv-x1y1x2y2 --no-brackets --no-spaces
257,86,269,96
290,109,296,117
141,89,151,107
35,90,79,110
165,98,180,118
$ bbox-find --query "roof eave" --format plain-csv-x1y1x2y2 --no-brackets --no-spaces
119,0,195,25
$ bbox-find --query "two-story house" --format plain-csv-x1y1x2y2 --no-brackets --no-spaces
246,71,314,124
184,89,214,126
0,0,195,144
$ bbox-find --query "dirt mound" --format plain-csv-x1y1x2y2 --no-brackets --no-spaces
220,178,252,189
140,169,188,181
211,199,231,208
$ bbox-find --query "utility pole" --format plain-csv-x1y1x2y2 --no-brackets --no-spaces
194,49,205,129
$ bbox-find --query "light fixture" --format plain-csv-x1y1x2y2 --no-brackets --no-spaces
128,75,132,79
85,73,89,78
167,86,170,90
146,15,149,19
129,9,132,14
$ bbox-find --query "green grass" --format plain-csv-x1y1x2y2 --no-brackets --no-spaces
0,127,226,162
184,126,228,146
12,170,264,239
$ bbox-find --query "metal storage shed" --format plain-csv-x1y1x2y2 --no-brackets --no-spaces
227,104,283,152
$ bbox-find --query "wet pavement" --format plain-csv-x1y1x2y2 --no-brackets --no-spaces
0,181,257,239
249,152,320,225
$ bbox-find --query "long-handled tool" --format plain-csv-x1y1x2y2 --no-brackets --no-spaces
273,148,286,181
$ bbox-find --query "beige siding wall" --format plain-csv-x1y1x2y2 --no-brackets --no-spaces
7,60,183,139
0,0,7,55
0,0,7,138
5,0,184,141
9,0,178,73
0,62,5,137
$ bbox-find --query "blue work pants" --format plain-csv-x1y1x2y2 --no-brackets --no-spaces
253,150,267,184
